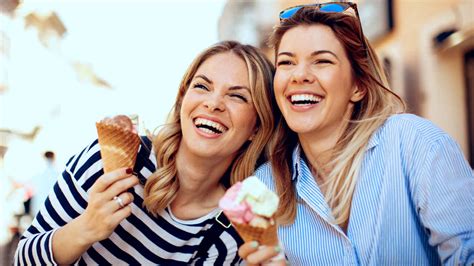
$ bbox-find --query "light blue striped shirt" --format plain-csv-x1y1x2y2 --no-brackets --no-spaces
255,114,474,265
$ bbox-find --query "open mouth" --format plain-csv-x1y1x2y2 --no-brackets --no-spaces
194,118,228,135
289,94,323,106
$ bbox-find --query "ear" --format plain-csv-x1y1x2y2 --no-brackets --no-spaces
248,126,259,141
350,85,366,103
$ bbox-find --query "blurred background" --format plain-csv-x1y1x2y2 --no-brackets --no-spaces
0,0,473,263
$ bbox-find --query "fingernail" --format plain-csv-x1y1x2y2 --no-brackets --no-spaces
274,246,281,253
126,168,133,174
250,241,259,248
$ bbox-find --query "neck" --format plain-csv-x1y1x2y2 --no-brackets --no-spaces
172,147,232,216
298,117,351,181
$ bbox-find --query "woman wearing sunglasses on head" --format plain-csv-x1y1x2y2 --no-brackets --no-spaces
15,41,277,265
239,2,474,265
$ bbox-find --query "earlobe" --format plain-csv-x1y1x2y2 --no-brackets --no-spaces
350,85,366,103
248,127,258,141
248,133,255,141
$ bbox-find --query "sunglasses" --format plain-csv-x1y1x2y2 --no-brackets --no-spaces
279,2,360,21
279,2,369,60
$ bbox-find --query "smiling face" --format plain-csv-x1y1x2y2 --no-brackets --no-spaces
274,24,365,145
179,52,258,161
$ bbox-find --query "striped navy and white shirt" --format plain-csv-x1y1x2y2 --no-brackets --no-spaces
256,114,474,265
15,137,243,265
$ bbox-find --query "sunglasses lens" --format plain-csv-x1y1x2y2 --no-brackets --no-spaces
280,6,302,19
319,3,347,12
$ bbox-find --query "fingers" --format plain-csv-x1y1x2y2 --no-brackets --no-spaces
239,241,259,259
91,167,133,193
103,175,139,200
264,259,287,266
86,168,138,217
92,204,133,238
108,192,134,212
112,204,133,222
239,241,283,265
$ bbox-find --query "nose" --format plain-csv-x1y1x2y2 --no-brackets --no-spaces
291,63,315,84
203,92,225,112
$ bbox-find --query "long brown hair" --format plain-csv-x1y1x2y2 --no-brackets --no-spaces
268,8,405,225
143,41,277,214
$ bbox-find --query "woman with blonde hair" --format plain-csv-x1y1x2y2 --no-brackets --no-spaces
239,2,473,265
15,40,277,265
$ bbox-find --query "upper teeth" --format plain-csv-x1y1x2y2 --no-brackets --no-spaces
291,94,322,103
194,118,227,133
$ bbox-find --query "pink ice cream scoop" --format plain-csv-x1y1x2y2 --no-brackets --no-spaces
219,182,255,223
219,176,279,226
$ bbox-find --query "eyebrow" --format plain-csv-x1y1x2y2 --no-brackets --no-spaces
278,50,339,60
229,86,251,94
194,74,213,84
311,50,339,60
194,75,251,93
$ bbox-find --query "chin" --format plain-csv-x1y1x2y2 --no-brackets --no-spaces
285,118,319,134
288,126,315,135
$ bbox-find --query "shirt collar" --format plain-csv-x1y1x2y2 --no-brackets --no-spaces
291,145,301,181
366,127,380,150
290,131,380,181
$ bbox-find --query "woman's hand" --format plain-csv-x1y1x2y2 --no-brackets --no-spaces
239,241,286,266
78,167,138,244
52,167,138,264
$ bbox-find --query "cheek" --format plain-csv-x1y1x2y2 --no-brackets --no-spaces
273,71,287,94
245,109,258,127
273,73,288,106
179,97,188,118
179,94,195,122
237,108,258,133
181,92,197,110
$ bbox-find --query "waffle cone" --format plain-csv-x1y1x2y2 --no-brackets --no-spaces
96,122,140,173
232,220,278,246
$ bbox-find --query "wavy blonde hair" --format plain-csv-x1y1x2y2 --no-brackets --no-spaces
268,8,406,225
143,41,277,214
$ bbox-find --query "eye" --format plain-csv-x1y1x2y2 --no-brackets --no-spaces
229,93,248,103
193,83,209,91
276,60,293,66
314,59,333,64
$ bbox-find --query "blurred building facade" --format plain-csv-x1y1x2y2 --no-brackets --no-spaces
218,0,474,167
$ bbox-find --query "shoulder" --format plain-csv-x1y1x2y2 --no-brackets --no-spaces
65,138,102,184
377,114,450,147
253,162,277,192
134,136,157,178
65,136,154,189
374,114,466,171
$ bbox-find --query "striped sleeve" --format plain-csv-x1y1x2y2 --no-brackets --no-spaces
14,140,102,266
415,134,474,265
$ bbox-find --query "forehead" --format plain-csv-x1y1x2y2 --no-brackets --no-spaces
279,24,345,55
195,52,250,86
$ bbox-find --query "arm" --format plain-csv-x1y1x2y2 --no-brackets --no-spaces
14,152,87,266
51,167,137,264
14,143,138,265
416,135,474,265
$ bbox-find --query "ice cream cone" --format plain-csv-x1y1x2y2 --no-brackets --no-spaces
96,121,140,173
232,220,278,246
